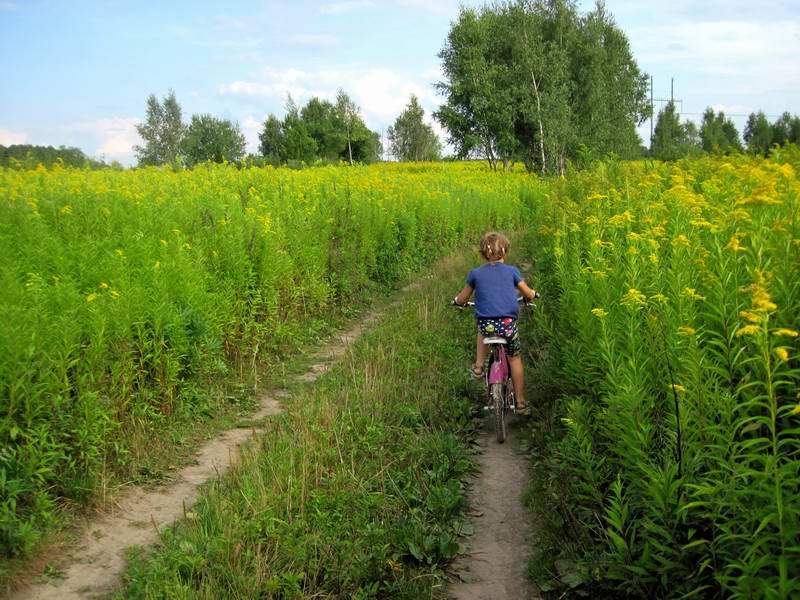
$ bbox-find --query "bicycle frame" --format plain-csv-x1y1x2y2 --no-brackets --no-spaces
487,344,509,385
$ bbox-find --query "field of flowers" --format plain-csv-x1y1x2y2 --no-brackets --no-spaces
0,161,541,564
524,147,799,597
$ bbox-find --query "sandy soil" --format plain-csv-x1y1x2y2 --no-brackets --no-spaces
449,418,540,600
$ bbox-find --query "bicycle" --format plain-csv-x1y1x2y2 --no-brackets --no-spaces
452,296,536,443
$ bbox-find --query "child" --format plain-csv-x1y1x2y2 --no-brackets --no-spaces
453,232,537,413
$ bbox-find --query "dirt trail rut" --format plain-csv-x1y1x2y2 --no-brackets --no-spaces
450,419,539,600
11,281,419,600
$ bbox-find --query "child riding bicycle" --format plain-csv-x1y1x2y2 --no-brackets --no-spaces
452,232,537,413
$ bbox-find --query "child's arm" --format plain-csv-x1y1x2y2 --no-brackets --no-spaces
517,280,537,301
453,285,473,306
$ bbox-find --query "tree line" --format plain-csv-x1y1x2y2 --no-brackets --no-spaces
0,144,110,169
135,90,442,168
651,104,800,161
435,0,650,174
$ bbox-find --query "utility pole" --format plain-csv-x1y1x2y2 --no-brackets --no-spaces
671,77,674,104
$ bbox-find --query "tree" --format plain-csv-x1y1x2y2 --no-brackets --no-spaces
182,114,246,166
435,0,648,174
744,111,773,156
258,115,285,164
302,97,346,161
388,95,442,162
771,112,793,146
336,90,360,165
700,108,741,154
281,96,318,163
651,102,698,160
134,90,185,166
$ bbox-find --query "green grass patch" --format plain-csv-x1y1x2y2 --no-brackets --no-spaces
112,254,482,599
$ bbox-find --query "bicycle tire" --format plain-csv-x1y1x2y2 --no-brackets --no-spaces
491,383,506,443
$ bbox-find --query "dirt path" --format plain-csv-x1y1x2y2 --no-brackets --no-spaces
450,418,539,600
10,280,421,600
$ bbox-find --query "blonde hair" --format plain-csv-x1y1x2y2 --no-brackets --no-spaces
480,232,510,261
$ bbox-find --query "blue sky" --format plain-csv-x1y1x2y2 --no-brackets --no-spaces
1,0,798,164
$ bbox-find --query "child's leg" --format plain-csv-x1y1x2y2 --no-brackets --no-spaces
474,333,487,374
508,355,525,409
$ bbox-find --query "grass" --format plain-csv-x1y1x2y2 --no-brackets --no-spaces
110,250,485,599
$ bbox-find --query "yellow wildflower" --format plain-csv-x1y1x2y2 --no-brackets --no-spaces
110,289,120,299
569,222,580,232
608,211,635,227
682,288,706,301
584,215,599,225
774,347,789,362
621,288,647,306
649,254,659,264
671,384,686,394
792,404,800,415
115,248,125,257
735,325,761,337
591,308,608,318
726,235,745,252
673,234,690,247
86,293,98,303
650,293,669,304
154,261,161,270
99,282,109,289
677,326,696,336
739,310,762,323
772,328,799,338
59,205,73,215
627,246,639,255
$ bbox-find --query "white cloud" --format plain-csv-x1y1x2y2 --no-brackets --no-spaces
319,0,375,15
64,117,141,159
630,19,800,92
219,66,439,128
0,127,27,145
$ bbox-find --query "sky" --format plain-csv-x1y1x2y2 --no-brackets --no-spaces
1,0,799,165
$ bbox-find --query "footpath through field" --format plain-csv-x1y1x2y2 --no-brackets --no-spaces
12,248,538,599
448,419,538,600
10,270,432,600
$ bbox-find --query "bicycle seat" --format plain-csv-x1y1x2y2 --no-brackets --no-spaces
483,337,507,345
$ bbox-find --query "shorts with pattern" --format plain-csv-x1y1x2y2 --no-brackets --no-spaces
477,317,522,357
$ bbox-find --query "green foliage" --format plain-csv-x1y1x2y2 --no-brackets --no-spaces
435,0,649,174
134,90,186,167
520,150,800,597
112,259,478,598
258,92,381,166
388,95,442,162
0,144,107,169
700,107,742,154
182,114,246,166
744,111,774,156
0,161,533,567
651,101,700,160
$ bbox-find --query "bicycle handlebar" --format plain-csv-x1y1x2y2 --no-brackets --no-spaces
452,293,540,309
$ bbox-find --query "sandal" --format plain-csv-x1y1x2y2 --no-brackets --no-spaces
471,364,484,378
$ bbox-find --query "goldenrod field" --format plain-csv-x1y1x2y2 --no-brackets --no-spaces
0,161,539,564
1,152,798,596
524,148,799,596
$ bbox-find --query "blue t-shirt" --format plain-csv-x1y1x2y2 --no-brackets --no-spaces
466,263,524,318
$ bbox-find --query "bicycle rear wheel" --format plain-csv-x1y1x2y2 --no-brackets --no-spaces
490,383,506,443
